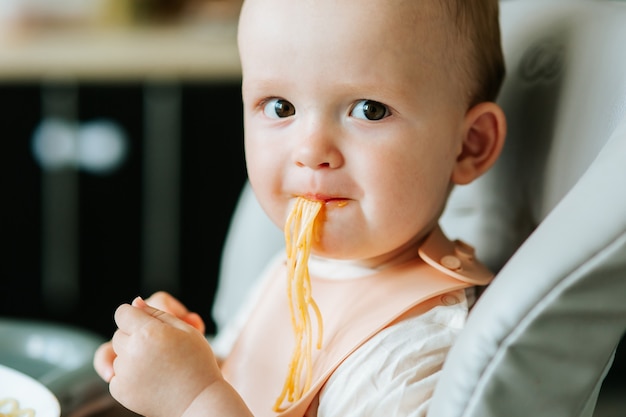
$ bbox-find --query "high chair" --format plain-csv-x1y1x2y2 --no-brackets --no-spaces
214,0,626,416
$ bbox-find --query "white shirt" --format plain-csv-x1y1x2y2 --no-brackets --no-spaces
212,253,474,417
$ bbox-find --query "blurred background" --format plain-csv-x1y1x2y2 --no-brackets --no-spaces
0,0,245,339
1,2,624,417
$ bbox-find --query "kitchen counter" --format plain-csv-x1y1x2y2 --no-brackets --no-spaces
0,22,241,81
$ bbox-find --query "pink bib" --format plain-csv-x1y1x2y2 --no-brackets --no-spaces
220,226,493,417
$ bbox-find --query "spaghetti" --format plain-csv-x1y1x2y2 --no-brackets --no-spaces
0,399,35,417
273,197,324,412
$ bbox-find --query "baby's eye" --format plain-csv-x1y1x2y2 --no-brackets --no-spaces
350,99,389,121
263,98,296,118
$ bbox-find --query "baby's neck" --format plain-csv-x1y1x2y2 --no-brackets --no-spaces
308,256,377,280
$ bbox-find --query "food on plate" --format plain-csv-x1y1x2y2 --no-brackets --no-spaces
0,398,35,417
274,197,324,411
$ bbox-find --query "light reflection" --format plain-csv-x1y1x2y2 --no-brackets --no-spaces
24,333,85,369
31,117,128,174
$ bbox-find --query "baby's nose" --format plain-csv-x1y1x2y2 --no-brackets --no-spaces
293,133,344,169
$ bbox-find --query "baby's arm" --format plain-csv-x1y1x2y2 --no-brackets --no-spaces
108,297,253,417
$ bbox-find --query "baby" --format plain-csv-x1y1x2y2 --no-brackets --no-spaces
94,0,506,416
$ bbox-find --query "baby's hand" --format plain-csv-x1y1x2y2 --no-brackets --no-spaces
93,292,206,383
108,297,221,417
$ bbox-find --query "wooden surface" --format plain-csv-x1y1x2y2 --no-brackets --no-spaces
0,22,241,81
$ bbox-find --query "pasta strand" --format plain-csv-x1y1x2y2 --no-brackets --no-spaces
273,197,324,412
0,399,35,417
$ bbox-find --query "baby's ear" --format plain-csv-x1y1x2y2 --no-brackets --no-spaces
452,102,506,185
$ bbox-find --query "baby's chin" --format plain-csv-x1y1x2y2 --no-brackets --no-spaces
314,236,426,270
309,244,352,261
310,241,375,264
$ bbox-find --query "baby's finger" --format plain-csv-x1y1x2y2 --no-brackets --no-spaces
129,296,194,331
110,328,128,354
142,293,206,334
93,341,116,382
182,312,206,334
143,291,188,317
113,302,163,336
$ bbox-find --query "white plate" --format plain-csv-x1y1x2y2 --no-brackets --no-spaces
0,318,110,414
0,364,60,417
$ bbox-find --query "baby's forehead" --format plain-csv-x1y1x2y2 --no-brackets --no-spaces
244,6,461,82
240,0,453,43
241,0,446,20
240,0,460,67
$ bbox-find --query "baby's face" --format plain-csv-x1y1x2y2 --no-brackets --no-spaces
239,0,470,266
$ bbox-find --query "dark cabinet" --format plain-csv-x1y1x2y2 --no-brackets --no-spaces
1,81,246,338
